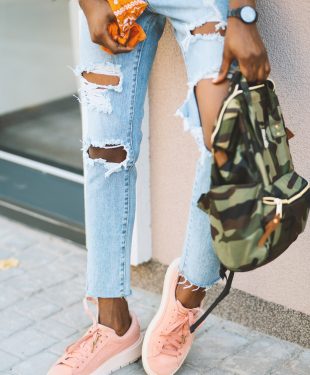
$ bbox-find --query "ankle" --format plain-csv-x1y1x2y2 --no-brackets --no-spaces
175,276,206,309
98,297,132,336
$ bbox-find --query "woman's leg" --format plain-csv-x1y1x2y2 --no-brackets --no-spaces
142,2,238,374
142,0,236,309
77,7,166,334
175,21,238,307
49,8,167,374
176,78,231,308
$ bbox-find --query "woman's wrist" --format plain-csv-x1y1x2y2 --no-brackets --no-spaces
229,0,256,10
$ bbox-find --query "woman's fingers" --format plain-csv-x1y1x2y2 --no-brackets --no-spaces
212,52,233,84
101,28,133,54
91,26,133,54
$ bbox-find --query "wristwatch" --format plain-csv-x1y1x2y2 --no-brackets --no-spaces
227,6,258,24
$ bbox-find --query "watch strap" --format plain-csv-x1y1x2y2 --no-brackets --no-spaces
227,7,242,18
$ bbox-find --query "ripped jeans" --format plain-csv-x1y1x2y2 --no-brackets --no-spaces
75,0,238,297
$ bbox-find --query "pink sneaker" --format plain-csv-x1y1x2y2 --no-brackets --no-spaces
142,258,203,375
48,297,143,375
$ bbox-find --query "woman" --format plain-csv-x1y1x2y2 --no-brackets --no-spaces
48,0,270,374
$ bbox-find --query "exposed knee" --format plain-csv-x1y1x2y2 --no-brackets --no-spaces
190,22,227,152
82,140,131,177
88,145,127,163
82,72,120,87
191,21,226,37
71,63,123,114
175,21,227,156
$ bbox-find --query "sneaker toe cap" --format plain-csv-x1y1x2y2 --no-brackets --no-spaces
146,355,179,375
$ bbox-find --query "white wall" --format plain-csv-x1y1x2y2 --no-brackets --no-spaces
0,0,76,114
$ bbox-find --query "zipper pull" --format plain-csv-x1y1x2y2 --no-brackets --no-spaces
275,198,283,219
261,127,269,148
258,213,281,247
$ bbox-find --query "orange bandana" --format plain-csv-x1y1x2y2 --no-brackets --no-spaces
101,0,148,54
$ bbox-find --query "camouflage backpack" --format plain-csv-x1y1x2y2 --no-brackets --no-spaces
190,71,310,333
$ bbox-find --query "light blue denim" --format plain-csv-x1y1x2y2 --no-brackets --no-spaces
75,0,238,298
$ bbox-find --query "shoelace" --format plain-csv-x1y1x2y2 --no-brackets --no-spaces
58,297,108,369
61,326,104,368
158,307,200,357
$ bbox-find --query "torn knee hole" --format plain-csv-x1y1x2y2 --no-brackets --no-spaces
88,145,127,163
82,72,120,87
72,64,123,113
191,22,226,37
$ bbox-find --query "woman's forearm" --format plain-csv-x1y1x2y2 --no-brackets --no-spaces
213,0,270,84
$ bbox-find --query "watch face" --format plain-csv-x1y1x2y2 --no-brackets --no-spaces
240,6,257,23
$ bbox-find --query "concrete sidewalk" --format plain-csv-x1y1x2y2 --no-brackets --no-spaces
0,215,309,375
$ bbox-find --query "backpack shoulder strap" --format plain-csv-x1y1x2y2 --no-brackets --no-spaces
189,269,235,333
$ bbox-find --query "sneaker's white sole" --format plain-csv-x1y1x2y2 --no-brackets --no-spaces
91,334,144,375
142,258,187,375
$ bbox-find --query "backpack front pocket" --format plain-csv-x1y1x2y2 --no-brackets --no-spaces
261,172,310,262
198,182,269,271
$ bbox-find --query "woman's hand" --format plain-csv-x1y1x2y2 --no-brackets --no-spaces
213,10,271,84
79,0,133,54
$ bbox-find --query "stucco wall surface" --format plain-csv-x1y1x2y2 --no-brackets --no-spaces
149,0,310,314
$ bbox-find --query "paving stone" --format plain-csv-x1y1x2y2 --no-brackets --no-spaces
130,287,161,309
0,284,22,311
2,273,41,295
0,310,33,340
0,267,24,283
0,350,20,372
60,251,87,274
12,351,58,375
131,303,156,332
37,276,85,307
0,248,16,259
15,245,57,270
201,369,236,375
186,325,249,370
12,296,61,321
271,368,303,375
272,349,310,375
34,317,77,340
0,232,38,253
177,364,203,374
0,327,57,359
115,360,145,374
219,336,298,375
11,225,50,243
27,261,76,289
51,302,92,330
194,314,224,340
295,350,310,373
48,332,83,356
32,237,77,257
0,219,16,237
219,318,261,341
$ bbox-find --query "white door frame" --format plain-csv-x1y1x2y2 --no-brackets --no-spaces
69,1,152,265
